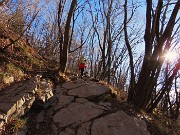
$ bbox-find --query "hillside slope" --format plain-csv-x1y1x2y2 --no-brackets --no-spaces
0,23,58,89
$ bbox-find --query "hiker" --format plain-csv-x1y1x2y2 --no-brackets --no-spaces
79,56,86,79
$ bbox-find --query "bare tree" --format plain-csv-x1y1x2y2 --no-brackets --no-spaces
88,0,127,82
58,0,77,72
124,0,136,101
126,0,180,110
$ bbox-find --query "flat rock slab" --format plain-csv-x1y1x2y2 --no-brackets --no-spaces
0,103,16,118
62,80,87,90
59,127,75,135
53,98,104,128
68,83,110,98
77,122,91,135
91,111,150,135
53,95,74,110
0,79,36,103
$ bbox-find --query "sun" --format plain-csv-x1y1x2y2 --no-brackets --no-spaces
164,51,178,62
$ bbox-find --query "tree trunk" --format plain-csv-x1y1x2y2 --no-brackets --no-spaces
59,0,77,72
124,0,136,102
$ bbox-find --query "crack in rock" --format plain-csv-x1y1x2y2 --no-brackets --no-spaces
53,101,104,129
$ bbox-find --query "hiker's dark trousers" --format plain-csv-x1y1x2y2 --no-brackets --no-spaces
80,68,84,77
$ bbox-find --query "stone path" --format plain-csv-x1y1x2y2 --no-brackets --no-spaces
26,78,150,135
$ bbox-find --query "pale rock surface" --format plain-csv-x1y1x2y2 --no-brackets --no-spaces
68,83,110,98
53,101,104,128
91,111,150,135
0,103,16,119
0,120,4,131
62,81,86,90
53,95,74,111
0,76,54,133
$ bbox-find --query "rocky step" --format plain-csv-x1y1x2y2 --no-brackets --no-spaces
0,76,54,133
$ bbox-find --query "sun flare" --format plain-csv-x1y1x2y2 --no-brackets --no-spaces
164,51,178,62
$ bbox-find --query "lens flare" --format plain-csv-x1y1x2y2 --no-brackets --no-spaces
164,51,178,62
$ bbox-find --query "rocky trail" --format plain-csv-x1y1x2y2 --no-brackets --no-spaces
24,77,150,135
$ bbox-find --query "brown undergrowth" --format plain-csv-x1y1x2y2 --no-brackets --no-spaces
1,117,27,135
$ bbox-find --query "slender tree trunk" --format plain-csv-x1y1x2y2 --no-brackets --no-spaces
124,0,136,102
107,1,112,83
59,0,77,72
